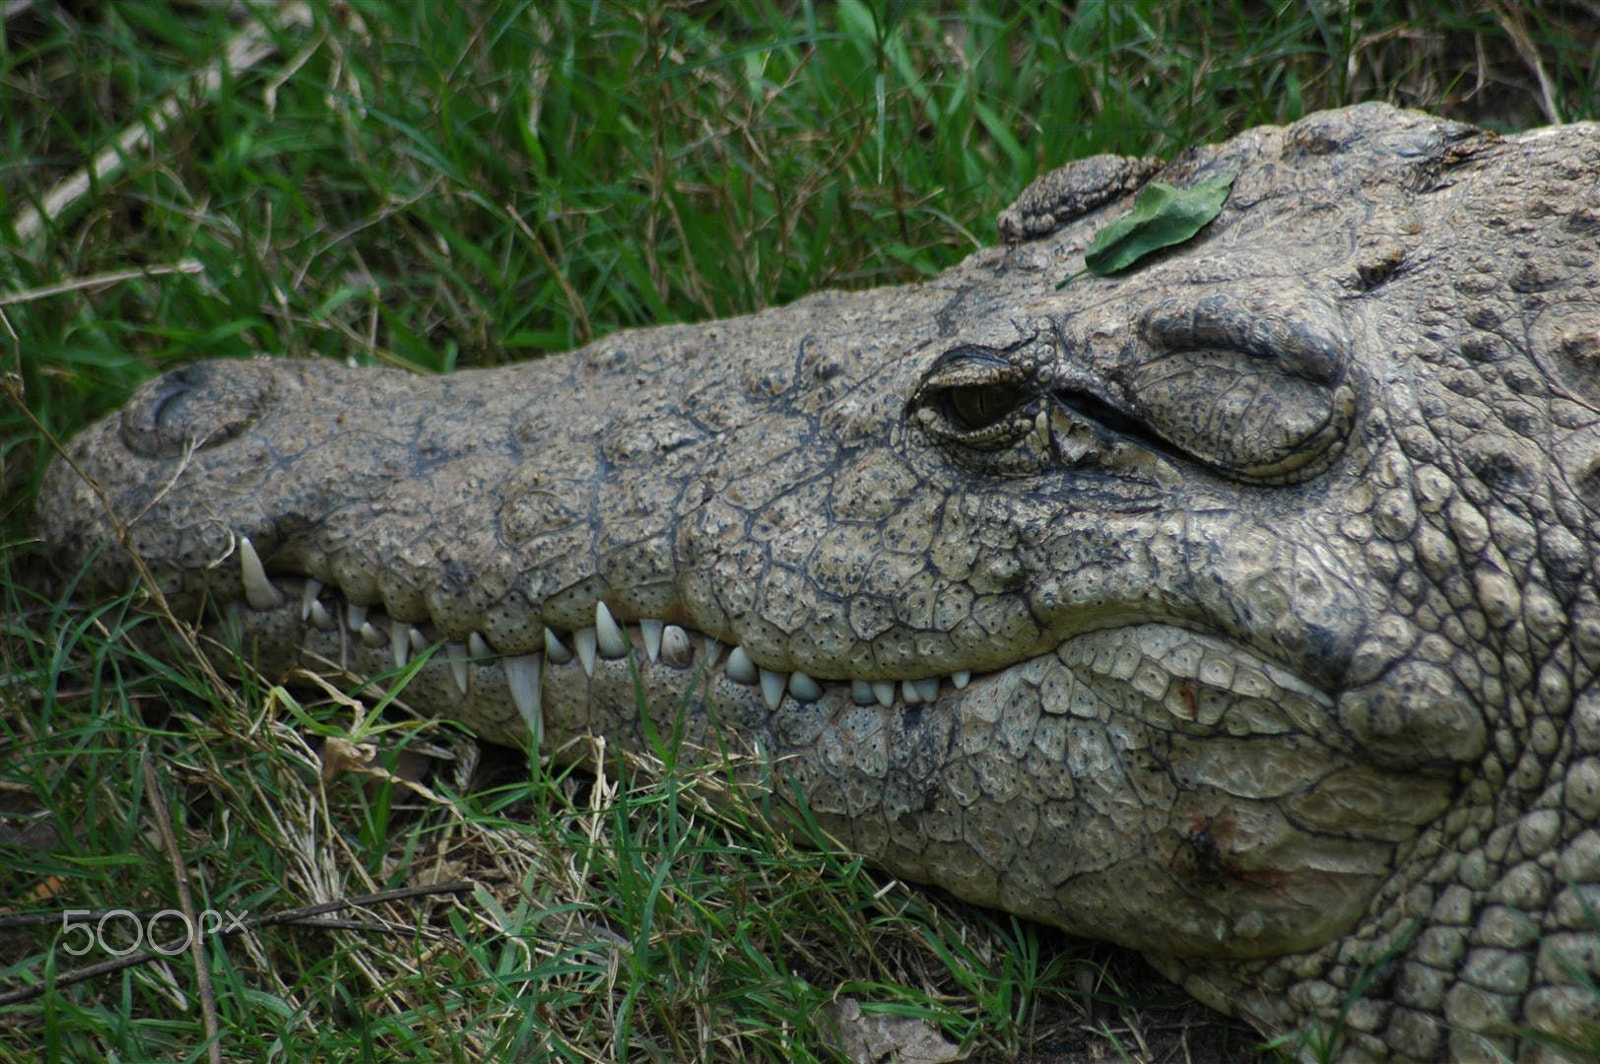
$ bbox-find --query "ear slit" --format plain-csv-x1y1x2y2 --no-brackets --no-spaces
1053,388,1164,452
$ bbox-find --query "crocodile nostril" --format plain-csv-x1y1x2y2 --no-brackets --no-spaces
119,359,278,458
148,365,204,430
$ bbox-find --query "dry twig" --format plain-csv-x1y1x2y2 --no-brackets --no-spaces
8,2,313,243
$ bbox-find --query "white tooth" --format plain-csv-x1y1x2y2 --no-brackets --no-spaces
789,671,822,701
446,642,470,696
544,628,573,664
360,621,385,647
902,680,922,705
726,646,758,684
872,681,895,708
952,670,971,690
852,680,876,705
309,600,335,630
348,603,368,631
391,621,410,668
703,636,723,665
574,627,598,677
914,677,939,703
408,627,427,653
469,631,492,658
641,620,664,662
300,578,323,622
759,668,787,710
595,602,627,658
238,536,284,610
661,625,692,667
505,654,543,744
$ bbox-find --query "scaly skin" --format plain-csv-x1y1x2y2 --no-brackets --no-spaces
38,104,1600,1060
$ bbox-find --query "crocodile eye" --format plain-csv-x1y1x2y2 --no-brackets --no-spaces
944,383,1026,432
910,346,1047,473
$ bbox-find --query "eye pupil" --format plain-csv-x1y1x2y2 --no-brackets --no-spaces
946,384,1021,430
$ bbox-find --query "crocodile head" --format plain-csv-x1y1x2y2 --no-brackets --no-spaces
39,103,1600,1058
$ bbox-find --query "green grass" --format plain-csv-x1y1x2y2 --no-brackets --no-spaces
1,1,1595,1060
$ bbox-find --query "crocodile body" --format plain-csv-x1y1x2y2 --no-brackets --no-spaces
38,104,1600,1060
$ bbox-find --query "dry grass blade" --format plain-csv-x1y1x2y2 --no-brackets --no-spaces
0,262,204,307
1492,1,1565,123
139,752,222,1064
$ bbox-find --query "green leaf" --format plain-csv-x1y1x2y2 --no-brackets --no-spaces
1076,169,1238,279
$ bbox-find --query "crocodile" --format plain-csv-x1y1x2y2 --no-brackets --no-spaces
37,103,1600,1060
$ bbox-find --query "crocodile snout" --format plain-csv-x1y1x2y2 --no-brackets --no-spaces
118,358,277,458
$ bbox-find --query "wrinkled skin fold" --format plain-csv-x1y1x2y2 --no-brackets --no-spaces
39,104,1600,1061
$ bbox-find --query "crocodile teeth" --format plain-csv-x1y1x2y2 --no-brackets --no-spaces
661,625,692,667
446,642,469,696
544,628,573,665
408,627,427,654
788,671,822,702
703,636,723,665
391,621,410,668
902,680,922,705
640,620,664,662
574,628,598,677
872,681,895,708
238,536,284,610
726,646,758,685
913,678,939,703
309,600,335,630
505,654,543,743
759,668,787,710
951,670,971,690
595,602,627,658
300,578,323,622
469,631,492,659
852,680,876,705
348,603,368,632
